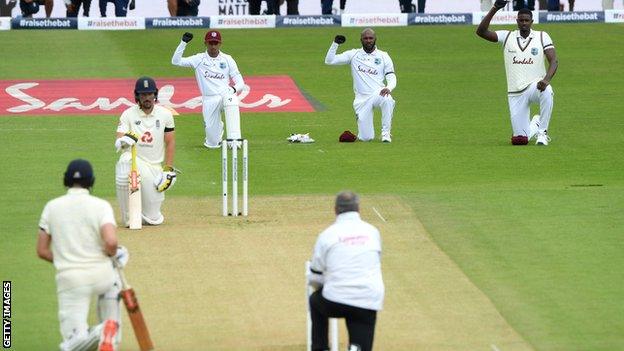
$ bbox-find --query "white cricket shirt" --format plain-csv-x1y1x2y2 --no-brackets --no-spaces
172,41,245,96
497,29,554,94
39,188,116,290
310,211,384,311
116,104,175,165
325,42,396,96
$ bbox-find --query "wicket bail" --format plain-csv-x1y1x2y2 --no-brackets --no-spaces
222,139,248,217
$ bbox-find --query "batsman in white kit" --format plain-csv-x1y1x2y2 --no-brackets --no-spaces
171,30,245,148
115,77,177,227
37,159,129,351
477,2,559,145
325,28,397,143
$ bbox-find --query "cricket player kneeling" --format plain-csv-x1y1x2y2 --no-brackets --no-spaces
37,159,124,351
115,76,177,227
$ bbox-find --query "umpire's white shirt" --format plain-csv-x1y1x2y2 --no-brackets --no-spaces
172,41,245,96
39,188,117,291
325,42,395,96
311,211,384,311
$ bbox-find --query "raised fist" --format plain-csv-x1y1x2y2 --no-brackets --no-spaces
182,32,193,43
494,0,509,9
334,35,346,44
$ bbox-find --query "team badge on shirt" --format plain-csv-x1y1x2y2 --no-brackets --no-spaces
374,58,381,65
220,62,226,69
134,120,141,125
531,48,539,55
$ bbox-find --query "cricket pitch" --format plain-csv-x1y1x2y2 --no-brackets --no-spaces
116,195,533,350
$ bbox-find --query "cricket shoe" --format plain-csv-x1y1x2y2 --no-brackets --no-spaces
381,132,392,143
536,131,551,146
98,319,118,351
528,115,540,140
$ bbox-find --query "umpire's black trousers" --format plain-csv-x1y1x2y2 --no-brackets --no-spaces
309,289,377,351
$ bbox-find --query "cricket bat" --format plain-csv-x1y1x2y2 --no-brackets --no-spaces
115,260,154,351
128,144,142,230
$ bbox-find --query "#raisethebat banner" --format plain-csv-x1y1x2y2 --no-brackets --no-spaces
4,0,617,18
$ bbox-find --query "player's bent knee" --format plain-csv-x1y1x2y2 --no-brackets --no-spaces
142,213,164,226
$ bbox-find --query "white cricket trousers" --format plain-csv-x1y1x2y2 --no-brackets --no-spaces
202,95,225,147
116,152,165,225
353,93,395,141
507,81,554,136
57,268,121,350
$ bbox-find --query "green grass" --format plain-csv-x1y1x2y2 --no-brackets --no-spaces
1,24,623,350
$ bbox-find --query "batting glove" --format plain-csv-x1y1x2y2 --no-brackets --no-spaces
494,0,509,9
114,245,130,267
154,165,177,192
182,32,193,43
334,35,346,44
115,131,139,152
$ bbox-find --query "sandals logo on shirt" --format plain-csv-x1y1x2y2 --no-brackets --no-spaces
219,62,226,69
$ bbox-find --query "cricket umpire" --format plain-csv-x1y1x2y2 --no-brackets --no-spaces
37,159,127,350
307,191,384,351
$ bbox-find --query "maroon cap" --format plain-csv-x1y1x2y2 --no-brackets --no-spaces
205,30,222,43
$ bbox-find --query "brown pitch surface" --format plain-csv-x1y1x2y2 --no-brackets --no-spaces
116,195,532,351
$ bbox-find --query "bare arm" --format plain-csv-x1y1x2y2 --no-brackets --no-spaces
164,131,176,167
537,48,558,91
36,230,53,262
167,0,177,16
476,7,500,42
100,223,118,257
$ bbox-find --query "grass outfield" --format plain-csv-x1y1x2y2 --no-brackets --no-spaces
1,24,623,350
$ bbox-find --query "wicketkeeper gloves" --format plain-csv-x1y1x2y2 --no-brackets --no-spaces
154,165,177,192
182,32,193,43
115,132,139,152
334,35,346,44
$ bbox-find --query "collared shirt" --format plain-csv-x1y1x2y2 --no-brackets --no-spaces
325,42,395,96
172,42,245,96
311,211,384,311
116,104,175,164
496,29,554,94
39,188,116,290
